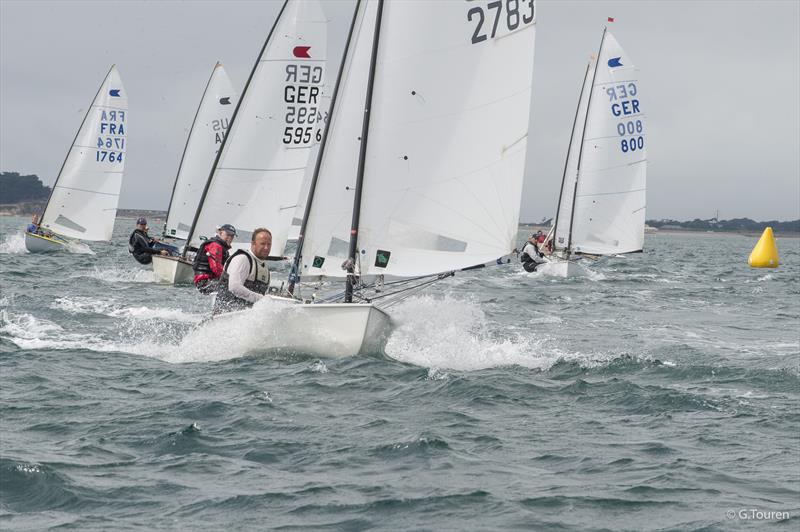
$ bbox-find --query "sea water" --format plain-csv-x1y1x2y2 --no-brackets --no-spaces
1,215,798,530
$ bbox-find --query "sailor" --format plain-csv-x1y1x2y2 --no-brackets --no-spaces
520,236,547,273
193,224,236,293
26,214,39,234
129,217,168,265
212,227,272,315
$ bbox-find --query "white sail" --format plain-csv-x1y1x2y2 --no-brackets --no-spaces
552,63,593,253
289,90,331,241
163,63,237,241
300,0,537,278
40,65,127,241
188,0,327,255
562,31,647,256
296,0,377,278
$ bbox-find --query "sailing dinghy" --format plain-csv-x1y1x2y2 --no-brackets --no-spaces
25,65,128,252
531,28,646,277
151,63,238,284
206,0,537,358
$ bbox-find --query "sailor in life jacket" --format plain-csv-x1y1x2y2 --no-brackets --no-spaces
193,224,236,293
212,227,272,315
520,236,548,273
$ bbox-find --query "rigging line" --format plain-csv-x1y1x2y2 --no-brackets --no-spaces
345,0,385,303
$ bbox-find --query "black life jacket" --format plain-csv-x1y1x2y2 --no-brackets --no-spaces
213,249,270,315
192,236,231,276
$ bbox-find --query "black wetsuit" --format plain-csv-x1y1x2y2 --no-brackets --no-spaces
129,229,159,265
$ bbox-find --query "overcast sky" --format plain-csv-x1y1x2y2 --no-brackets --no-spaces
1,0,798,221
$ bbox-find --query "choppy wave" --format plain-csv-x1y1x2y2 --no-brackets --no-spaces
1,216,799,531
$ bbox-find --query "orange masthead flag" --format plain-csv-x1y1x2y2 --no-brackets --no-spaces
748,227,779,268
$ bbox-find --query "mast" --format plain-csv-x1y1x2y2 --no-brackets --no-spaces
163,62,221,240
566,27,607,257
288,0,363,295
344,0,385,303
182,1,289,258
39,65,115,227
551,61,591,253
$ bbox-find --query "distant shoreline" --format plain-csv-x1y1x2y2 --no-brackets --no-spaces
519,224,800,238
2,210,797,238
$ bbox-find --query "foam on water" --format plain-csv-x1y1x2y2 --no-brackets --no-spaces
171,298,297,363
384,295,612,371
511,262,607,281
64,241,94,255
76,266,156,283
0,309,184,360
50,296,202,323
0,232,27,254
0,310,118,352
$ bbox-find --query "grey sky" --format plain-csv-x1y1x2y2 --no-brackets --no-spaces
1,0,798,221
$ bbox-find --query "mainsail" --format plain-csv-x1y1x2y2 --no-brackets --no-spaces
163,63,237,241
552,30,646,256
40,65,128,241
186,0,327,255
296,0,537,282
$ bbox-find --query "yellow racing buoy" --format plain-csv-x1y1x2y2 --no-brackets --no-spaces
748,227,779,268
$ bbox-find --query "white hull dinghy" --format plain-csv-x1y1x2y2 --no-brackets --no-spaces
279,0,537,354
24,232,69,253
151,255,195,284
206,296,392,358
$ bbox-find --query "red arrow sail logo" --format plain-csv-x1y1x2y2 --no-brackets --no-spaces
293,46,311,58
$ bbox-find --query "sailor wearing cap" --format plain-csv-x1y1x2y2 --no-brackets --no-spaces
128,216,169,265
192,223,237,293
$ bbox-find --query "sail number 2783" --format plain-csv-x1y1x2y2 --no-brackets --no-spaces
467,0,535,45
